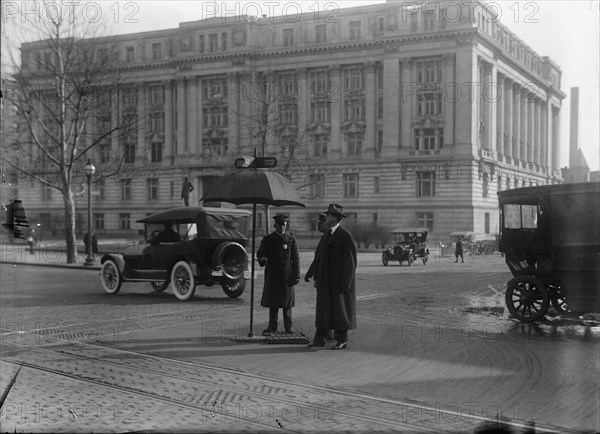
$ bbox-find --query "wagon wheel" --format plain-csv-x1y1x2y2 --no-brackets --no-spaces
149,280,169,292
549,285,569,314
505,276,550,322
382,253,389,266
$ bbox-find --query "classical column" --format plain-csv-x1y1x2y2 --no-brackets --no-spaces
364,62,376,158
227,73,238,155
520,87,527,163
197,78,204,154
512,83,520,164
534,98,541,168
488,63,497,154
383,58,400,157
137,84,146,162
541,100,548,173
399,58,412,151
187,77,198,156
329,66,342,158
551,105,560,172
527,93,535,165
503,77,513,160
496,73,504,159
176,79,186,155
443,54,455,147
297,68,309,157
164,80,173,162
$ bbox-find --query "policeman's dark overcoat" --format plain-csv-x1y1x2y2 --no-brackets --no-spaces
257,231,300,308
313,226,357,330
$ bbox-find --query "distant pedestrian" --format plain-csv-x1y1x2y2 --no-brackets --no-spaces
455,237,464,263
181,176,194,207
308,204,357,350
27,229,38,254
257,215,300,335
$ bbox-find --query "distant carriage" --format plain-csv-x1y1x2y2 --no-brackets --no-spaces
498,182,600,322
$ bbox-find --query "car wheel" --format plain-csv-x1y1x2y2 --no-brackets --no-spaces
221,278,246,298
171,261,196,301
382,253,389,266
101,260,122,294
150,280,169,292
213,242,248,280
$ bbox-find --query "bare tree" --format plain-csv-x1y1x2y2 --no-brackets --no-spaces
1,1,142,263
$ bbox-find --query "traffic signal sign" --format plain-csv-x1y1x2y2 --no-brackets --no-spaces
234,156,278,169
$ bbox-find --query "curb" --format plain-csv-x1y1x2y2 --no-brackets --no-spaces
0,260,101,270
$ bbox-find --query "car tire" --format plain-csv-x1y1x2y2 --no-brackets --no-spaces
150,281,169,292
171,261,196,301
101,259,122,294
213,242,248,280
221,278,246,298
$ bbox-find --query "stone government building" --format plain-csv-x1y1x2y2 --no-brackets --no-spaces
7,0,565,243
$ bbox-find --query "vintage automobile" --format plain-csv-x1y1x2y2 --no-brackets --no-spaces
498,182,600,322
99,207,251,301
382,227,429,266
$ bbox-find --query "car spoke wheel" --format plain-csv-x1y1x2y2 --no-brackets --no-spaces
171,261,196,301
382,253,389,266
101,260,122,294
150,280,169,292
213,242,248,280
505,276,549,322
221,278,246,298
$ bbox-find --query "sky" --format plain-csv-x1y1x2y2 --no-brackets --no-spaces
2,1,599,170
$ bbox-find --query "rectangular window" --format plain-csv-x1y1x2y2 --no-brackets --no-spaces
414,128,443,151
41,184,53,201
209,34,218,52
199,35,205,53
120,179,131,200
150,85,164,104
417,171,435,197
349,21,361,40
126,46,135,62
316,24,327,43
119,213,131,230
147,178,159,200
343,173,359,198
124,142,136,164
283,29,294,46
95,179,105,201
99,142,110,164
151,141,162,163
497,175,502,193
309,173,325,199
482,173,489,198
152,43,161,60
314,134,328,156
347,133,363,156
93,213,104,231
221,32,228,50
424,12,435,31
416,212,434,232
485,212,490,233
376,130,383,155
374,177,380,193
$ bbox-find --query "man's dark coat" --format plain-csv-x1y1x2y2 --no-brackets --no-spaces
313,226,357,330
257,232,300,308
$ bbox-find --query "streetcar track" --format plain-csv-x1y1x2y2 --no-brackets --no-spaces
1,339,559,433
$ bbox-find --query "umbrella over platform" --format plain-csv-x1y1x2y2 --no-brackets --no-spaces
202,169,305,337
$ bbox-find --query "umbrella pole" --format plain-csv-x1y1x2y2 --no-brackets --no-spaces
248,203,257,337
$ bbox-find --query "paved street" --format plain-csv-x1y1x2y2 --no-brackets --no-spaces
1,246,599,433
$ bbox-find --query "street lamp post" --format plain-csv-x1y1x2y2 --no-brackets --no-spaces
84,159,96,266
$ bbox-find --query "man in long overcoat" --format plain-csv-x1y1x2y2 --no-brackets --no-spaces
257,215,300,335
308,204,357,350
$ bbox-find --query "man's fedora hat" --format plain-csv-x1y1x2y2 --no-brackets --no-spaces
273,215,289,225
324,203,346,218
